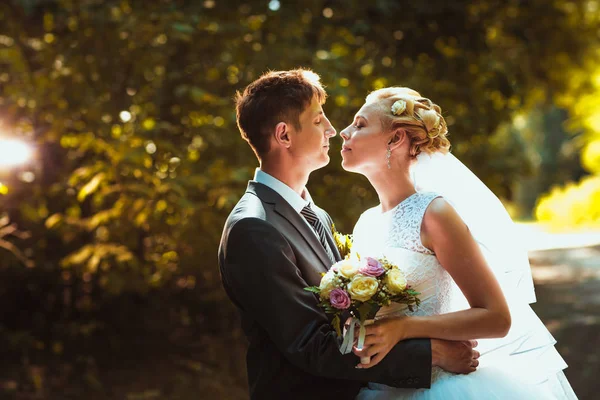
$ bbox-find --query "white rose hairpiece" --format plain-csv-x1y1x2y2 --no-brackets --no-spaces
391,99,407,116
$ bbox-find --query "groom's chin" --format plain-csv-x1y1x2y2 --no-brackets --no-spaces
311,156,330,172
340,160,354,172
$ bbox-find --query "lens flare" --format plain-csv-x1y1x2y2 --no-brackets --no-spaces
0,138,33,167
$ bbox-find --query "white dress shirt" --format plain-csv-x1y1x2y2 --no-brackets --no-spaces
254,169,336,262
253,169,314,213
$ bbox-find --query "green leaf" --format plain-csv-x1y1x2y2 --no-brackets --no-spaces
355,302,380,322
77,173,106,202
332,314,342,338
45,213,63,229
172,23,194,33
304,286,321,294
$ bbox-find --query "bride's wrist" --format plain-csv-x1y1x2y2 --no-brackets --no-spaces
393,316,411,342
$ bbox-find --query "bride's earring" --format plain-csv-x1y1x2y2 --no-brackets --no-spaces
386,145,392,169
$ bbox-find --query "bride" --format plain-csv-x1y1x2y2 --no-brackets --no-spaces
339,87,577,399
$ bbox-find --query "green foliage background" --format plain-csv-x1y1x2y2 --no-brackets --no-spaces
0,0,599,398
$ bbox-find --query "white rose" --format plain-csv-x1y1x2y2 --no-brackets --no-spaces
347,275,379,302
391,99,407,116
319,269,337,299
385,267,407,294
337,259,360,279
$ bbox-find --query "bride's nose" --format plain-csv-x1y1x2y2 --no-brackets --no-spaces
340,127,350,140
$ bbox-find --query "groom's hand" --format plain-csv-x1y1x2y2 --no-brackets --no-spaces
431,339,480,374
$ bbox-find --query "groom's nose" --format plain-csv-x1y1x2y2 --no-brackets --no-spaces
325,126,336,138
324,119,336,138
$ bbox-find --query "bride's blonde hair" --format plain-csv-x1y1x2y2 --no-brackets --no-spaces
365,87,450,157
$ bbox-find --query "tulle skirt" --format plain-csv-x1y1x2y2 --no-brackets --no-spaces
356,366,576,400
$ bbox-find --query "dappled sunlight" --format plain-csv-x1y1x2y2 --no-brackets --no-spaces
0,0,599,398
516,222,600,251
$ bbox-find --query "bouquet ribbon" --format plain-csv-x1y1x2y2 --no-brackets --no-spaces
339,317,368,355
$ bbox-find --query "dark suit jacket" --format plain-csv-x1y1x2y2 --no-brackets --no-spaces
218,181,432,400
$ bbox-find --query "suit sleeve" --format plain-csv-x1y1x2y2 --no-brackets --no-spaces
220,217,432,388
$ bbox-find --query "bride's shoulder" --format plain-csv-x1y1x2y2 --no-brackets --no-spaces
352,205,380,231
421,196,463,232
357,204,380,221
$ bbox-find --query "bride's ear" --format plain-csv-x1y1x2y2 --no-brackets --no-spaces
388,128,406,150
274,122,291,148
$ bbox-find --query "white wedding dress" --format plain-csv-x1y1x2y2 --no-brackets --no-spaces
353,192,578,400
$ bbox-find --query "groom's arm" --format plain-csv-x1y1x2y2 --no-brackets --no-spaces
220,217,432,388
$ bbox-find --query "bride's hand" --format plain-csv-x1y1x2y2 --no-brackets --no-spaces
352,317,408,369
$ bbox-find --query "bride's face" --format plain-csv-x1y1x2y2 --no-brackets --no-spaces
339,103,389,174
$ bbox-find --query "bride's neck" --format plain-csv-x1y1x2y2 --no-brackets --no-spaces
365,167,416,213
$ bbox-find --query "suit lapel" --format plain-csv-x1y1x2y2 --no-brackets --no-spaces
247,182,332,271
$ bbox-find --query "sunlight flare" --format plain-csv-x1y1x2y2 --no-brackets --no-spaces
0,138,33,167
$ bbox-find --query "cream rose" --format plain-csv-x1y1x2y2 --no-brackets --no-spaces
337,259,360,279
385,267,407,294
347,275,379,302
391,99,407,116
319,269,337,299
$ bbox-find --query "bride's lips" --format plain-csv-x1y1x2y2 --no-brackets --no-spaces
341,145,351,153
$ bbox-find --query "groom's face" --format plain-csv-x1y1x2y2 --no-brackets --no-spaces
288,96,336,172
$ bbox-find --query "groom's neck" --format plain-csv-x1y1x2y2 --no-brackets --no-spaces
260,160,309,196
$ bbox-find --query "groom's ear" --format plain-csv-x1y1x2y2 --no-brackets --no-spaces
388,128,406,150
274,122,291,148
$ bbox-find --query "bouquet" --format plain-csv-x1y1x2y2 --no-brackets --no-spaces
331,223,353,260
305,253,421,359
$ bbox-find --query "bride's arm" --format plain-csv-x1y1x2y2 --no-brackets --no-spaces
398,197,511,341
354,198,510,367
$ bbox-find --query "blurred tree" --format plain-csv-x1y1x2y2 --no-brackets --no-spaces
0,0,599,397
535,54,600,228
511,106,587,219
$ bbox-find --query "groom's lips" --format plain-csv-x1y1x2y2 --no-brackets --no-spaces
341,146,351,153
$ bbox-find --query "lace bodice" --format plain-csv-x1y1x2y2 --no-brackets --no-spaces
353,192,458,383
385,192,437,255
353,192,456,318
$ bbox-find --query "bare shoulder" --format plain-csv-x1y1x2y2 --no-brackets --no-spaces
423,197,458,223
422,197,467,241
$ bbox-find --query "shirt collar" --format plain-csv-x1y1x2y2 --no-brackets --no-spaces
254,169,311,213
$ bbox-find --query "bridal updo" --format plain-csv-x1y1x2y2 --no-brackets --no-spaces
365,87,450,157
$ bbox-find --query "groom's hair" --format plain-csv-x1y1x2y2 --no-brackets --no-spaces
235,68,327,159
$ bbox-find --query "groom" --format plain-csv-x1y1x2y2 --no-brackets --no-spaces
218,69,479,399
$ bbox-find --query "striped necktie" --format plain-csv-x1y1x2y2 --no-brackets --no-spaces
300,205,336,264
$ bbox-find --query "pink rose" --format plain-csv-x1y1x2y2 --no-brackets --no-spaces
329,288,351,310
359,257,385,277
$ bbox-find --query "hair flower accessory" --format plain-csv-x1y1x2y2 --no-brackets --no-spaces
391,99,407,116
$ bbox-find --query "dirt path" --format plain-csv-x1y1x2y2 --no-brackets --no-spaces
529,245,600,400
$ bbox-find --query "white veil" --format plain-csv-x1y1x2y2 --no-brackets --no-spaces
411,151,568,384
411,151,535,304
